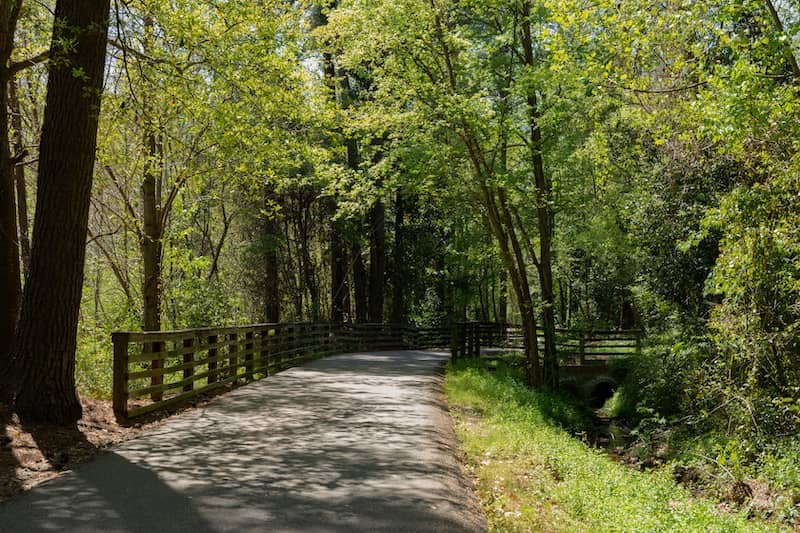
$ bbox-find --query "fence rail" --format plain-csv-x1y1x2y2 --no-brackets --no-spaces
112,322,452,421
112,321,640,421
455,322,641,364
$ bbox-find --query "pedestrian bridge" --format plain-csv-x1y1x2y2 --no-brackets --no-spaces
111,321,641,420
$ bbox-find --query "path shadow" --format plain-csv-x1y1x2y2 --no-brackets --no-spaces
0,350,484,532
0,450,213,532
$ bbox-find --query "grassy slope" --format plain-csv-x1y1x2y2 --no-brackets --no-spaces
445,359,784,532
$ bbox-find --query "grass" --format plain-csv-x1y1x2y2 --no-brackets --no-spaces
445,358,786,532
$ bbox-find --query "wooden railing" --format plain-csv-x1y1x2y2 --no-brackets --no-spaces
112,320,640,421
454,322,641,364
112,322,452,421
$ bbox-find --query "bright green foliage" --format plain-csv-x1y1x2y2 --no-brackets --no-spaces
6,0,798,510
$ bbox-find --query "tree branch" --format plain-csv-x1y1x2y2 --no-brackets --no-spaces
8,50,49,75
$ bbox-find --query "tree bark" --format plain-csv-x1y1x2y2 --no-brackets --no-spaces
521,3,558,389
298,197,320,321
498,269,508,323
9,79,30,277
390,189,406,324
263,185,281,323
368,198,385,323
5,0,110,423
0,1,22,361
141,126,162,335
351,234,367,323
330,214,347,323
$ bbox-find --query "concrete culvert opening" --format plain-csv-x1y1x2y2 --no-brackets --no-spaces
586,378,618,408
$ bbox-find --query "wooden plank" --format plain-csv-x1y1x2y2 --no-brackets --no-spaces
245,332,255,381
123,323,292,343
129,350,234,380
228,332,239,384
208,334,219,384
183,337,194,392
126,337,237,362
112,332,130,422
126,374,239,418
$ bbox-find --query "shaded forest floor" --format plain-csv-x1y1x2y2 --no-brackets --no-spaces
0,397,143,503
0,387,232,503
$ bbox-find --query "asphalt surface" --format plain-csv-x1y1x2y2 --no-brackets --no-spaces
0,350,485,532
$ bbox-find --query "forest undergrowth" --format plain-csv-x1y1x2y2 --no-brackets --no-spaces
445,358,798,532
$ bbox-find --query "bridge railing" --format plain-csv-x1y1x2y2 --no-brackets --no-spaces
112,322,453,421
112,321,640,421
453,322,641,365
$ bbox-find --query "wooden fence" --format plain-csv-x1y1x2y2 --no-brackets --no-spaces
455,322,641,364
112,322,451,421
112,321,640,421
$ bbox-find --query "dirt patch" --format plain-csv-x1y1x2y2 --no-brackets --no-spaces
0,397,139,503
0,387,232,504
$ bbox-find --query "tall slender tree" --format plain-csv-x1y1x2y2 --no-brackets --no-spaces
0,1,22,361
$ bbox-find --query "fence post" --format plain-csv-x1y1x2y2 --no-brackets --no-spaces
208,334,219,384
245,331,254,381
147,338,163,402
579,331,586,365
228,332,239,384
474,323,481,357
636,331,642,355
112,332,130,422
261,328,271,376
183,337,194,392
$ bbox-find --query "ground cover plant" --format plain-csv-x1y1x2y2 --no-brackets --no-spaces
445,358,789,532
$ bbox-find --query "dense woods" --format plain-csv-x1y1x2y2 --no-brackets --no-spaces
0,0,799,523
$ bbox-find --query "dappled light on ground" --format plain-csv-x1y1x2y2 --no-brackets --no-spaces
0,351,484,532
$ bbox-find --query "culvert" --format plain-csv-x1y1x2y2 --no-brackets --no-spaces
583,377,618,408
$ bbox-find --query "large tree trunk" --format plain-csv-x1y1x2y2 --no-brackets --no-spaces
0,1,22,361
368,198,385,322
390,189,406,324
521,4,558,389
5,0,110,423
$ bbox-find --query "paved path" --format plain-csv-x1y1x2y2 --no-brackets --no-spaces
0,350,485,532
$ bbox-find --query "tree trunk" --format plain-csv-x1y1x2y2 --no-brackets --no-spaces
299,198,320,321
368,198,385,322
498,270,508,323
9,79,30,277
330,214,347,323
351,234,367,323
5,0,110,423
263,185,280,323
333,70,360,324
141,128,162,335
390,189,406,324
521,4,558,389
139,16,164,400
481,183,542,387
0,1,22,361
